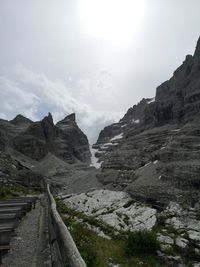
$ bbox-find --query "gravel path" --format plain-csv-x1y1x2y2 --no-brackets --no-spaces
2,195,51,267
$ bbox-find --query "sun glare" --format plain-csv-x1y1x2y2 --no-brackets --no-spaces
79,0,146,46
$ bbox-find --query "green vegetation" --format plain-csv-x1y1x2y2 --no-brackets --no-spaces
162,245,176,256
0,183,37,199
100,207,115,215
69,222,163,267
123,214,130,226
56,198,165,267
123,199,135,208
196,210,200,221
56,198,118,238
125,230,161,256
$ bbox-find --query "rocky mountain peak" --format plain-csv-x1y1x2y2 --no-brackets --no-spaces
94,97,153,146
92,36,200,208
6,112,91,163
41,113,55,143
10,114,32,125
56,113,76,128
194,36,200,56
66,113,76,122
120,97,154,124
42,112,54,126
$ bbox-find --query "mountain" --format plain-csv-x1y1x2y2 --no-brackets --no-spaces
92,98,154,162
0,112,94,189
94,36,200,206
0,112,91,163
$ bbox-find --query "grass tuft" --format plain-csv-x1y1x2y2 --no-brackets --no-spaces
0,183,36,199
125,230,161,256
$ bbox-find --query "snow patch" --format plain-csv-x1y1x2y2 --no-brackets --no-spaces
100,142,113,148
90,146,103,169
148,98,155,104
100,142,119,149
139,162,151,170
132,119,140,124
171,129,181,132
110,133,123,141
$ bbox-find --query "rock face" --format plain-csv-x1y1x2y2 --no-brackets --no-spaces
94,36,200,205
63,189,157,232
96,98,153,145
0,112,90,163
56,113,90,162
10,114,33,125
92,98,154,167
0,152,43,188
61,187,200,266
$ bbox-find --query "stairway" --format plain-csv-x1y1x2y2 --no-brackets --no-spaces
0,196,37,265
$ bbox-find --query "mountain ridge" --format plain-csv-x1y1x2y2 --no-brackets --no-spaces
0,112,91,163
92,36,200,205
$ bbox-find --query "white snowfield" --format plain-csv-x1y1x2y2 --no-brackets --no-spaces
100,142,118,149
89,146,103,169
132,119,140,124
148,98,155,104
64,189,157,232
110,133,124,141
89,133,124,169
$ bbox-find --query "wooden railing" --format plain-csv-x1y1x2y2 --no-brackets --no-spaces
47,184,87,267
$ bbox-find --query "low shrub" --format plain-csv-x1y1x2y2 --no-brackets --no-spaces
70,223,100,267
125,230,161,256
0,184,35,199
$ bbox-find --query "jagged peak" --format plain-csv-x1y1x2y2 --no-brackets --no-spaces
10,114,33,125
42,112,54,125
56,113,76,126
194,36,200,56
120,97,153,123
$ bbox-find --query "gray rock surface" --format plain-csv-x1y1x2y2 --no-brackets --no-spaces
12,112,90,163
0,112,94,189
93,36,200,206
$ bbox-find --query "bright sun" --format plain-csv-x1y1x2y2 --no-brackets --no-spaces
79,0,146,46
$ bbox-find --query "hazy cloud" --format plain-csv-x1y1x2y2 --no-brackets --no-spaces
1,0,200,143
0,64,122,142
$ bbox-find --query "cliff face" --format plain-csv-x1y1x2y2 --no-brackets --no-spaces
145,38,200,125
96,98,153,145
56,114,91,162
0,113,101,194
93,98,153,162
94,37,200,205
0,113,90,163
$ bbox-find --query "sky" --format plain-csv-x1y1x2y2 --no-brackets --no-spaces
0,0,200,143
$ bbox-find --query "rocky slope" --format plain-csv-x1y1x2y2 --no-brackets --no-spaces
61,188,200,266
0,112,95,189
92,98,154,167
93,36,200,206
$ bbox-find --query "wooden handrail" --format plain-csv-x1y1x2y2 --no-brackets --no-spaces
47,184,86,267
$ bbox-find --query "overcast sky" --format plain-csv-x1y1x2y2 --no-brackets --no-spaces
0,0,200,143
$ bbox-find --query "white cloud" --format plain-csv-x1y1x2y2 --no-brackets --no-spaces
0,64,122,143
